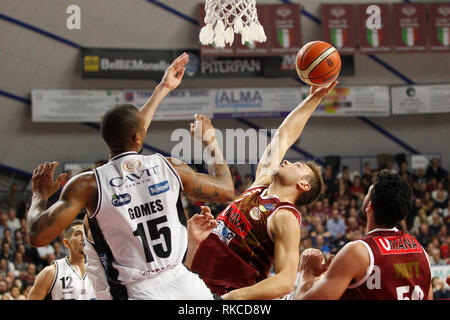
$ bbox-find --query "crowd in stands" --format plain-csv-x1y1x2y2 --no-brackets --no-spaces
0,158,449,300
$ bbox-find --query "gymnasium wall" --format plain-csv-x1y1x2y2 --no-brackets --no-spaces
0,0,449,176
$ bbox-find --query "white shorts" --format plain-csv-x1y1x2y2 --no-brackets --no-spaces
126,264,214,300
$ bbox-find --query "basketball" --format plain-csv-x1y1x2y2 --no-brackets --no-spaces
295,41,341,87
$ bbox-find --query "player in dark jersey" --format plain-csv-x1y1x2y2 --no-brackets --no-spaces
188,81,338,300
294,171,433,300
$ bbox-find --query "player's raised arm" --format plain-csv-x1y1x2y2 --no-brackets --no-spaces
26,162,96,247
140,52,189,132
253,81,338,186
167,114,234,203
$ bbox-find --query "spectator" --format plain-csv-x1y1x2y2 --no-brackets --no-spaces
345,216,363,242
434,190,448,212
6,208,20,233
0,280,7,298
432,182,448,200
9,286,21,300
309,216,323,236
0,258,9,279
2,228,14,250
314,235,331,258
349,176,365,198
16,243,33,264
411,208,428,236
12,252,27,278
385,160,397,174
422,191,435,212
428,211,443,238
426,157,447,183
310,200,328,224
52,241,65,260
362,162,373,184
417,223,432,247
412,166,426,183
0,183,22,214
336,166,352,188
347,207,361,224
35,243,55,267
415,181,429,199
20,263,36,287
431,277,450,300
326,209,347,247
444,200,450,221
13,230,25,250
428,177,438,193
399,162,410,180
439,234,449,260
0,213,8,239
323,165,337,198
18,217,27,235
1,242,12,261
310,223,331,244
430,248,446,265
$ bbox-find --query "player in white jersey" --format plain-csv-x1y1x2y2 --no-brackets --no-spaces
27,220,95,300
26,53,235,299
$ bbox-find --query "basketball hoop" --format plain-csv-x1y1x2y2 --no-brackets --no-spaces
199,0,267,48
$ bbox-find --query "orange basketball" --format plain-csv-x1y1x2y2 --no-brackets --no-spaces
296,41,341,87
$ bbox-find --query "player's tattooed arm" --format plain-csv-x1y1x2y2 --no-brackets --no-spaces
167,158,234,203
167,114,234,203
27,162,96,247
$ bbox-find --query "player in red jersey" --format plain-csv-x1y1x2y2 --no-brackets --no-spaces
294,171,433,300
187,81,338,300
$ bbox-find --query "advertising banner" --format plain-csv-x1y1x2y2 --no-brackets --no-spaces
31,89,122,122
32,86,391,122
393,3,428,52
305,86,390,117
391,84,450,115
82,48,266,79
321,4,357,54
357,3,392,53
429,3,450,52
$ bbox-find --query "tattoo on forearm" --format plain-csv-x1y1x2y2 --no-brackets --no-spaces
30,202,71,237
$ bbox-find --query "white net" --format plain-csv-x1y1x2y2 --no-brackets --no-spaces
199,0,267,48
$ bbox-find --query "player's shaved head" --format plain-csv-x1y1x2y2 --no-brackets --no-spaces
101,104,143,152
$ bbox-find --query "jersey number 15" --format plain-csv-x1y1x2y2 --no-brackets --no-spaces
133,216,172,262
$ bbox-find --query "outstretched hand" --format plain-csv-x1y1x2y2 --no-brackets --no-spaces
160,52,189,91
32,162,68,199
187,206,218,245
309,80,338,100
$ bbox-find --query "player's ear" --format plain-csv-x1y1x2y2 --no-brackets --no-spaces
297,180,311,192
62,238,70,248
132,132,142,146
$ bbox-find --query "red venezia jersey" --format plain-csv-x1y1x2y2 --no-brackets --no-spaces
341,228,431,300
191,185,301,295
